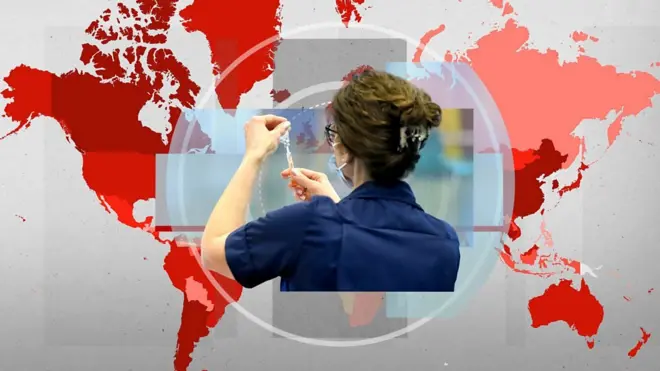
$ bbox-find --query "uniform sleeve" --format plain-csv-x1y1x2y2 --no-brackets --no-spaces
225,201,313,288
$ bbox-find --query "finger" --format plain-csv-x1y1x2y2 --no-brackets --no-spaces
290,169,313,187
272,121,291,137
293,189,307,201
254,114,289,130
286,179,305,193
285,167,311,176
290,187,302,199
282,168,312,179
295,168,323,180
290,181,305,194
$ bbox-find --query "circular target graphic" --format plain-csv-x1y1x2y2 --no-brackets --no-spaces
162,22,514,347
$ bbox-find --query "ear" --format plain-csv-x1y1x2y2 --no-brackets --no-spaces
342,149,354,165
334,141,353,163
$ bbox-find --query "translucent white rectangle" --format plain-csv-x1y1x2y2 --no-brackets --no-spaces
155,154,245,228
385,232,501,318
473,153,504,227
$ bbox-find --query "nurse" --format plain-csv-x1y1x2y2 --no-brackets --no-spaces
202,69,460,291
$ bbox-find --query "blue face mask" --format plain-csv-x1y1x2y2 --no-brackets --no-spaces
328,154,353,189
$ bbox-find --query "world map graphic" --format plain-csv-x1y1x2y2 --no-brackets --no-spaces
1,0,658,370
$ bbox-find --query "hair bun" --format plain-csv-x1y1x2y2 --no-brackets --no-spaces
396,93,442,153
330,70,442,183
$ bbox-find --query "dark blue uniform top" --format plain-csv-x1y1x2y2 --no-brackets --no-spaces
225,180,460,291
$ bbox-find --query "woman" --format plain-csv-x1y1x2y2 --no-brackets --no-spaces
201,70,460,291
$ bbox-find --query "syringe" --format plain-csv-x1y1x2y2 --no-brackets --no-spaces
279,127,308,200
279,126,294,171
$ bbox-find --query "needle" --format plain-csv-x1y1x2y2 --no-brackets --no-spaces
286,141,294,171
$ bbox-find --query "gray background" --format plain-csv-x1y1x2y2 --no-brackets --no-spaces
1,0,660,370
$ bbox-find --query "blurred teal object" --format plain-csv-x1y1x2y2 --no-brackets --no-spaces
415,129,452,177
447,158,474,176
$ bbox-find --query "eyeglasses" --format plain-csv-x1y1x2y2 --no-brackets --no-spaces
324,123,338,146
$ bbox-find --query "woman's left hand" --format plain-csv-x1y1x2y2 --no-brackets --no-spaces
244,115,291,162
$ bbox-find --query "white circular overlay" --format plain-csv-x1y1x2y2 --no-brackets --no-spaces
163,22,513,347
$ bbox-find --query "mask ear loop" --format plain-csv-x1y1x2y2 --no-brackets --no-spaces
332,142,349,170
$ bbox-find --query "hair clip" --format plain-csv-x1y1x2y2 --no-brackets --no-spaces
397,126,429,152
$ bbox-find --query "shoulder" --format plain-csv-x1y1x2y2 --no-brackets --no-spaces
264,195,336,222
424,213,459,242
263,198,313,224
308,195,338,214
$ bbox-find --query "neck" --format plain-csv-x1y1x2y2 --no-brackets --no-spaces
350,161,371,189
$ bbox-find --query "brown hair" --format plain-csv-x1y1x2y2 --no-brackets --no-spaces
330,69,442,183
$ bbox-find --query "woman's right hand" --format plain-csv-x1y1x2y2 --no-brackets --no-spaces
281,168,341,203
